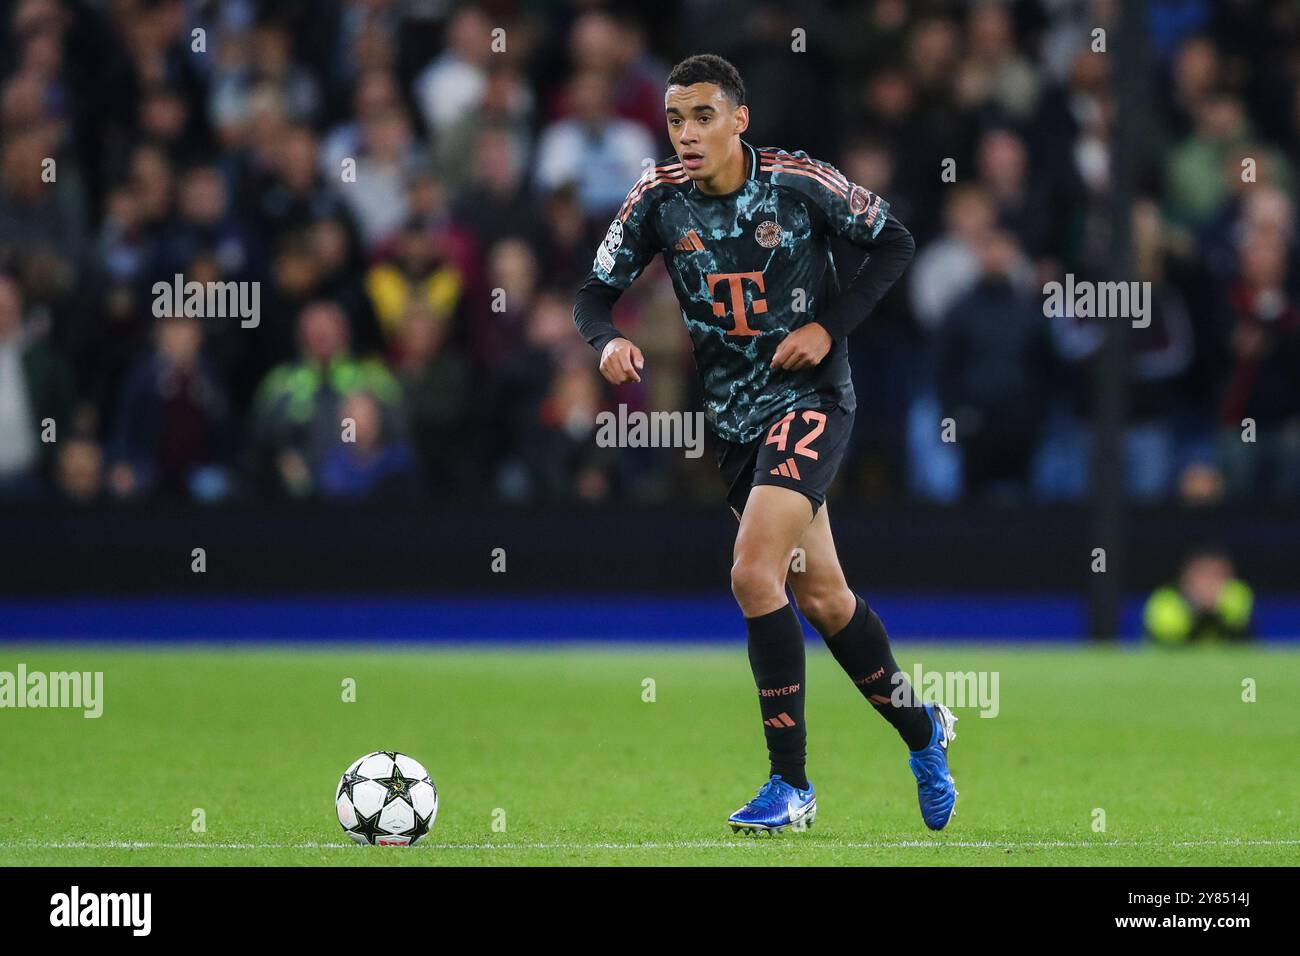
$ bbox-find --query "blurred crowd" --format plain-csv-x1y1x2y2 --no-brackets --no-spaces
0,0,1297,507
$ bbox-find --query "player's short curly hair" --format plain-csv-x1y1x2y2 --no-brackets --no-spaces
666,54,746,107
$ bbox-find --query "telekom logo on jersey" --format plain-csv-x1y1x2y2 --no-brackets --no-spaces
707,271,767,336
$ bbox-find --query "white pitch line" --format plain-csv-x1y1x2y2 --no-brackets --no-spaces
1,839,1297,851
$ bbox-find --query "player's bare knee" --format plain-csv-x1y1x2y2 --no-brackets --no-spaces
793,589,831,633
794,590,832,633
730,558,785,614
796,585,855,637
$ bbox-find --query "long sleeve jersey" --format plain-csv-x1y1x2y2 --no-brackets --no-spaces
573,139,914,443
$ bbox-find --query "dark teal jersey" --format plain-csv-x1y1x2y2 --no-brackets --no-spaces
583,139,910,444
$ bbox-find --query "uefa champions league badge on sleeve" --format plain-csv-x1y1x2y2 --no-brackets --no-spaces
596,219,623,273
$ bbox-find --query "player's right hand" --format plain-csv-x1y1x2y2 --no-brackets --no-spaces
599,337,644,384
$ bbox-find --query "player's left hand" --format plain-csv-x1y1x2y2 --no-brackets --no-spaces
770,323,832,371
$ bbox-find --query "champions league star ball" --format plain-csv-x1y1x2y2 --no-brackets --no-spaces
335,751,438,846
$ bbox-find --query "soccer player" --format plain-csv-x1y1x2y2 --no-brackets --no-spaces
572,54,958,833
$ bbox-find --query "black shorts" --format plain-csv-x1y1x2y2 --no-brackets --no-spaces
715,401,855,517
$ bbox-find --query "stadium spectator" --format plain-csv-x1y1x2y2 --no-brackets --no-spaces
334,104,424,252
510,358,612,502
364,217,463,354
0,127,85,281
908,185,1032,333
153,164,252,281
0,274,73,496
954,2,1041,123
975,127,1056,266
936,229,1053,501
317,389,420,501
321,68,401,177
1162,35,1221,141
452,123,538,250
564,10,665,137
1212,230,1300,499
534,182,602,288
308,213,385,357
54,435,103,504
1165,93,1259,229
471,236,537,369
250,300,403,498
106,312,231,502
127,144,175,234
430,62,535,196
394,303,472,496
533,70,656,218
210,19,320,138
1144,549,1254,645
412,5,494,139
252,124,349,241
137,84,206,167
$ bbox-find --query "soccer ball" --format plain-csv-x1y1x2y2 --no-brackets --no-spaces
335,751,438,846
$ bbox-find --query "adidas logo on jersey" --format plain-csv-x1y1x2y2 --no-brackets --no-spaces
770,458,802,480
673,229,704,252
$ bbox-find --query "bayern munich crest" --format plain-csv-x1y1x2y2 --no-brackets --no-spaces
754,220,782,248
848,184,870,215
848,184,883,227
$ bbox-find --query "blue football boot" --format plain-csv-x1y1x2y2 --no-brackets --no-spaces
727,774,817,835
909,702,959,830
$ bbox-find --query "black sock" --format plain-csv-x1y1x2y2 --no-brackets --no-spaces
745,603,809,789
821,595,933,751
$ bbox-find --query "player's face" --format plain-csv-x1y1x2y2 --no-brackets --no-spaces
665,83,748,180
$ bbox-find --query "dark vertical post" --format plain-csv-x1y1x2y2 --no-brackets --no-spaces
1089,0,1148,639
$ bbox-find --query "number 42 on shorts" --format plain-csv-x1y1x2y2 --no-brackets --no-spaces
764,409,827,460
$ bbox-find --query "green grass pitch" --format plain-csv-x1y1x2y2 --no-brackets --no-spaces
0,642,1296,866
